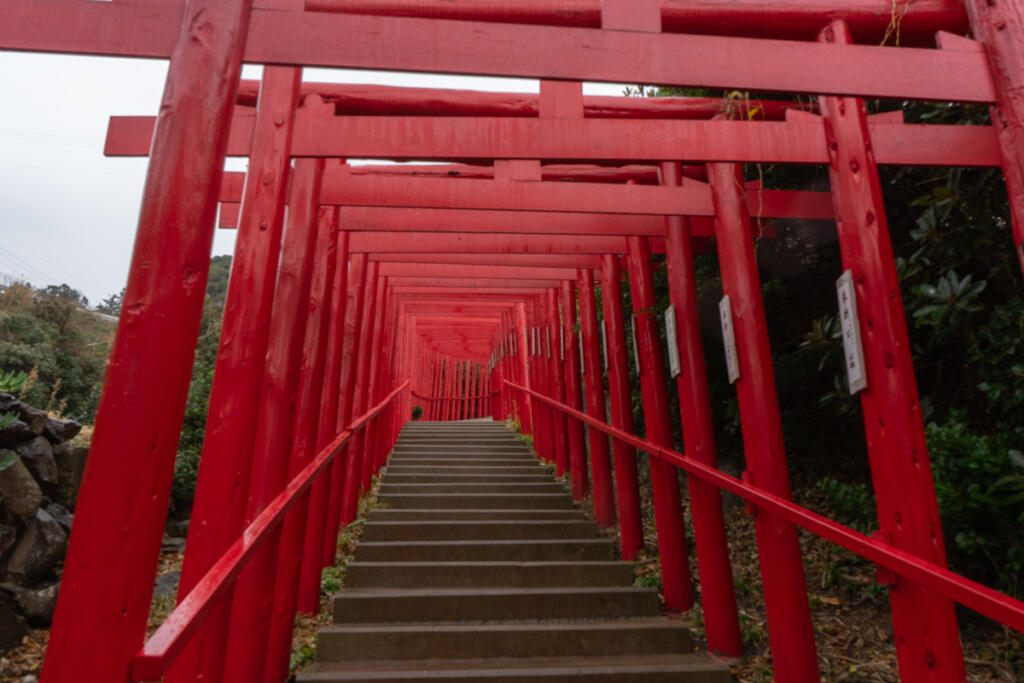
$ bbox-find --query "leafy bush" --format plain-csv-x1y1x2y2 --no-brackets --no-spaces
927,416,1024,597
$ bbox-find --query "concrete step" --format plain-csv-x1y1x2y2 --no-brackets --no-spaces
383,473,554,484
389,451,536,460
354,538,613,562
378,482,567,495
385,465,548,475
298,654,732,682
345,561,635,588
315,619,692,661
365,509,587,522
378,493,574,509
384,458,541,468
333,586,657,623
361,520,600,542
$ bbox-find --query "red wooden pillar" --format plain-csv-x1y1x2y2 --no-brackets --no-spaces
263,203,339,682
546,287,569,476
661,162,742,656
560,279,588,499
165,67,302,683
222,156,325,683
964,0,1024,277
360,275,388,487
599,254,644,560
708,159,819,681
514,303,534,434
40,3,252,680
625,236,693,612
348,262,381,505
529,300,552,461
820,21,965,681
577,268,615,526
431,355,442,420
321,252,369,565
297,229,349,614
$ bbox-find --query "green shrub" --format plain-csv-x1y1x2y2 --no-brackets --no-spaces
927,415,1024,597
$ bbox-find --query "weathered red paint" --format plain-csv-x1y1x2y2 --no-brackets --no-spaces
660,162,742,657
624,237,694,613
598,255,644,560
40,1,253,679
576,269,615,526
820,21,966,680
310,0,966,45
222,156,324,683
298,228,350,614
709,159,818,681
166,66,302,683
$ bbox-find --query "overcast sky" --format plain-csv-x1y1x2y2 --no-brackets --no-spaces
0,51,625,305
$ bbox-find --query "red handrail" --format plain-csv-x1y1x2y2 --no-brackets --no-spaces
131,380,409,682
504,379,1024,633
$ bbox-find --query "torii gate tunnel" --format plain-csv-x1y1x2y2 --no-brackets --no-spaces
6,1,1024,681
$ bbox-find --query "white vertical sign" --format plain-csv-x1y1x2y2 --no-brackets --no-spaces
631,317,641,375
600,320,609,371
837,270,868,394
719,296,740,384
665,305,681,379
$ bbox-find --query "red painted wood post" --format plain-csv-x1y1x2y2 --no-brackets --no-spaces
430,354,441,420
624,236,694,612
577,268,615,526
263,202,339,683
360,275,388,485
546,287,570,476
538,297,557,461
348,262,381,503
661,162,743,656
514,303,534,434
964,0,1024,277
165,66,302,683
528,301,551,460
298,228,349,614
708,159,819,681
560,279,588,499
321,252,369,565
819,21,966,681
599,254,644,560
222,155,325,683
40,2,253,680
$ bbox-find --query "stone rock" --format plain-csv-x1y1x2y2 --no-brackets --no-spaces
0,422,33,448
0,525,17,557
0,593,28,653
15,437,57,485
161,535,186,554
13,583,59,627
0,456,42,525
165,518,189,539
8,509,67,585
43,417,81,445
15,405,47,436
50,444,88,511
44,503,72,533
0,393,18,413
153,571,180,599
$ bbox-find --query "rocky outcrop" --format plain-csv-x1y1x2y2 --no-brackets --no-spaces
0,393,87,647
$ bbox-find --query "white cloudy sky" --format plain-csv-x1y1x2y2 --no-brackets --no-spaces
0,51,625,305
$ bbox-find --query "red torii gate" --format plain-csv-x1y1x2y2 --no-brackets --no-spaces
3,1,1024,682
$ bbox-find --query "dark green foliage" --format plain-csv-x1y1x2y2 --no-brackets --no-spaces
411,405,424,419
95,288,124,316
170,257,231,514
0,282,109,421
927,417,1024,595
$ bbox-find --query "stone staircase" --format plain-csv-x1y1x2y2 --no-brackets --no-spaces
299,419,732,682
